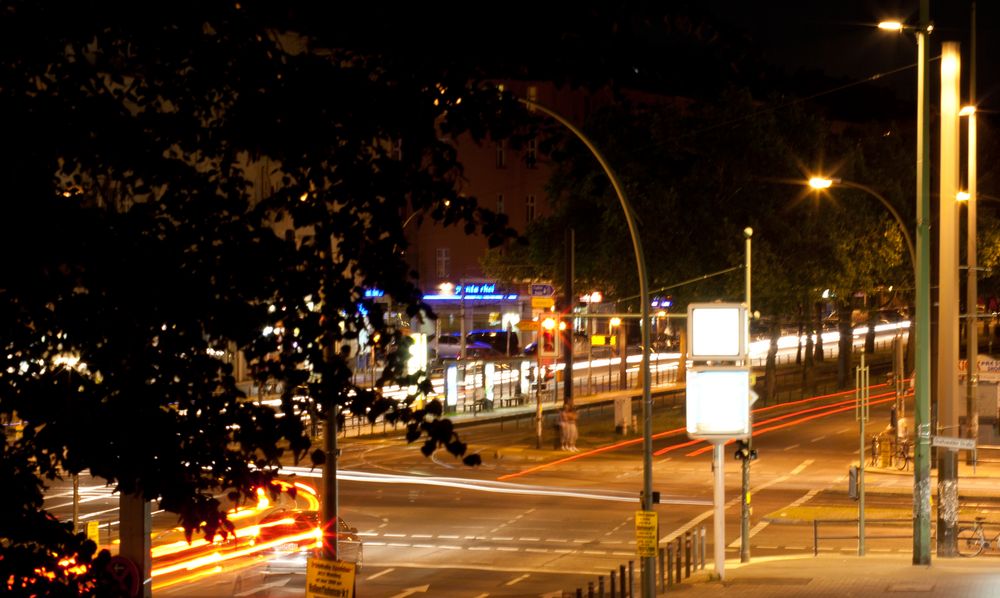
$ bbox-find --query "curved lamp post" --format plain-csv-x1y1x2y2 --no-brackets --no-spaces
806,175,915,425
807,177,916,276
519,98,655,597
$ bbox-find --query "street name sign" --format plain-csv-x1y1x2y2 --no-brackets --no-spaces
931,436,976,451
530,283,555,296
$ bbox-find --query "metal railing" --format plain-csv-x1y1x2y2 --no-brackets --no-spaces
567,523,707,597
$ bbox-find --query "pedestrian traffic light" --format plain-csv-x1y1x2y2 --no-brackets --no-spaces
734,440,757,461
848,465,859,500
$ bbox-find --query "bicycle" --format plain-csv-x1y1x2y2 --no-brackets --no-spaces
957,517,999,557
893,439,911,471
870,434,882,467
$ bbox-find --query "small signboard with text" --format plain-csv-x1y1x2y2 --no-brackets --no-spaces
686,367,751,440
306,557,355,598
635,511,658,557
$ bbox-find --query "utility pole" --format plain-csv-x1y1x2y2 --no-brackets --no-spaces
964,0,979,466
936,40,962,558
564,228,574,406
740,227,752,563
912,0,933,565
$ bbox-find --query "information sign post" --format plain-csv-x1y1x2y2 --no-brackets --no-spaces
686,302,750,581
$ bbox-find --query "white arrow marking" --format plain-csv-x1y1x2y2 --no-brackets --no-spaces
388,585,430,598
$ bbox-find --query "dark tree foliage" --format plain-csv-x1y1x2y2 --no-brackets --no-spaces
0,1,577,594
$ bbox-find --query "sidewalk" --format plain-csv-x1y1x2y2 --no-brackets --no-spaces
667,552,1000,597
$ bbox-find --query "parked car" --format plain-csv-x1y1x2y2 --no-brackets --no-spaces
431,333,498,361
467,329,520,356
255,509,363,573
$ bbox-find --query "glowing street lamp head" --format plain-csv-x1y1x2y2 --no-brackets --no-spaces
878,21,904,32
609,317,622,328
957,191,970,202
808,177,834,190
541,317,556,331
959,105,976,117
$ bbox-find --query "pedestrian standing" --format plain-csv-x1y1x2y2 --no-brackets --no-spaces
562,404,579,451
559,406,569,450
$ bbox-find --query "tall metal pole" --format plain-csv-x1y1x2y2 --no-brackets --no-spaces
519,99,654,598
740,227,752,563
564,228,575,406
323,404,340,561
857,353,869,556
712,444,725,579
912,0,933,565
965,1,979,465
936,40,962,558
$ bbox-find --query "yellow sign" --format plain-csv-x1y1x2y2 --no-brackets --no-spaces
518,320,539,331
635,510,658,557
591,334,606,346
531,296,555,309
306,557,355,598
86,521,100,545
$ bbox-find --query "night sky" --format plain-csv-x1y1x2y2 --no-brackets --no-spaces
701,0,999,110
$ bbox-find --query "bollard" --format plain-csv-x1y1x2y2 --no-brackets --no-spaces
659,546,665,592
667,542,675,586
620,564,626,597
588,581,594,598
576,589,582,598
700,525,707,569
598,575,605,598
685,531,691,578
813,519,819,556
692,525,699,566
610,570,617,598
675,537,682,583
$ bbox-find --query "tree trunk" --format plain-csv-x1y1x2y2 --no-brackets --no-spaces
803,320,815,395
814,301,825,362
837,300,853,389
796,306,804,365
865,308,877,354
765,317,779,404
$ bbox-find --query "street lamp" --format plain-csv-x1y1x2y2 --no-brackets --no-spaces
959,101,978,463
806,175,914,431
879,4,932,564
518,97,655,596
806,177,916,275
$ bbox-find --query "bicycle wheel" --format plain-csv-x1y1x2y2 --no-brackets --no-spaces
957,527,985,557
896,450,909,470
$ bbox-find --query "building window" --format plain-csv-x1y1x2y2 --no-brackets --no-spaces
391,138,402,161
435,248,450,278
526,138,537,169
496,193,505,214
525,194,536,223
496,141,506,168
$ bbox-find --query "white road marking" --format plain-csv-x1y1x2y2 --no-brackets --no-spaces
519,537,540,542
365,568,394,581
783,443,800,452
496,547,519,552
810,435,827,443
725,460,814,547
505,574,530,586
437,535,459,539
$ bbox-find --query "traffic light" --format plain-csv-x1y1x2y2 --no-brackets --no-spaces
734,440,758,461
540,317,557,356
